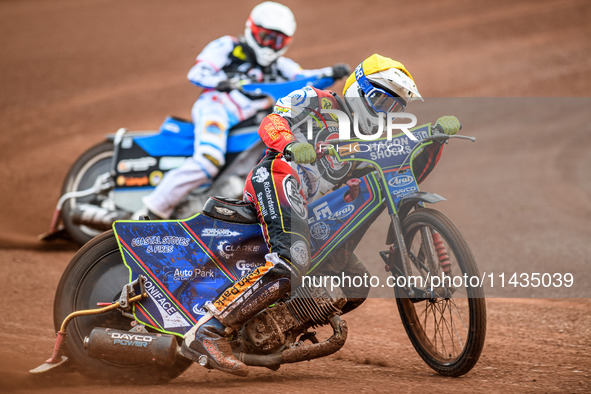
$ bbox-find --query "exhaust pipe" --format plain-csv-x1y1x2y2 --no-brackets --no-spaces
72,204,130,231
236,315,348,368
84,328,179,366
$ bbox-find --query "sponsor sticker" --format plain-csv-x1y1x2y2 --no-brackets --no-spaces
283,175,307,219
116,175,149,187
117,157,157,173
110,332,153,348
144,280,191,329
312,202,332,222
388,174,414,187
330,204,355,220
310,221,330,240
252,167,270,183
171,268,215,280
201,228,241,237
149,170,164,186
159,157,186,171
192,304,208,315
131,236,190,254
236,260,260,276
217,241,261,259
204,120,224,135
290,240,309,267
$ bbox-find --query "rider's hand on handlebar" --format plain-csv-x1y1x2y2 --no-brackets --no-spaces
435,116,462,136
331,63,351,80
215,78,242,93
284,142,317,164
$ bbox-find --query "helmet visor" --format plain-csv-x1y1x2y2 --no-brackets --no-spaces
366,87,406,113
249,18,292,51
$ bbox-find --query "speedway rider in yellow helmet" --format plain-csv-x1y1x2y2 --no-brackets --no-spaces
343,54,423,131
181,54,461,376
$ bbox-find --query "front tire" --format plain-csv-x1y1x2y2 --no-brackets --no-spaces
53,230,192,383
61,141,114,245
394,208,486,376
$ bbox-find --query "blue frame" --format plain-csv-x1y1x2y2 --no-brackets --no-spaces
113,123,437,337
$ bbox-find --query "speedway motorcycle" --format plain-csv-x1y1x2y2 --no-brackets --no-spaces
40,75,335,245
32,123,486,382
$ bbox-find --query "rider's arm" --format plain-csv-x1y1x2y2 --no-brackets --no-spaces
276,57,332,80
257,114,297,153
187,36,235,89
257,86,319,152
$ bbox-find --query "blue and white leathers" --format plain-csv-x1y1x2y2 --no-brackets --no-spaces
143,35,331,218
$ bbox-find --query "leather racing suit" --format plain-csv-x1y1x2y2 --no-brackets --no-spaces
143,35,333,219
204,85,445,322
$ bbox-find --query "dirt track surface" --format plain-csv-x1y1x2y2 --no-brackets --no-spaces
1,0,590,392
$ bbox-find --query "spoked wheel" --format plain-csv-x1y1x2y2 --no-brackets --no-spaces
61,141,114,245
394,208,486,376
53,230,191,383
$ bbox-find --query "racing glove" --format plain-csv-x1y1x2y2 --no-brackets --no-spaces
331,63,351,80
435,116,461,135
284,142,317,164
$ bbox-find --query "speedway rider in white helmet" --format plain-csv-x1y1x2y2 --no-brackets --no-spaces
181,53,461,376
141,1,350,219
244,0,296,67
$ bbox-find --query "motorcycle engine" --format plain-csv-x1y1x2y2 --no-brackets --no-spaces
239,284,347,353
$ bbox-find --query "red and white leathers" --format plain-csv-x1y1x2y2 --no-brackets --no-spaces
244,86,445,271
200,84,444,362
143,35,332,218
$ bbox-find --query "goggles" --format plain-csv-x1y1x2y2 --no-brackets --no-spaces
354,63,406,113
249,18,292,51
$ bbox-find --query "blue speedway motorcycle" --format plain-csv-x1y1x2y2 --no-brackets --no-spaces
40,75,335,245
32,123,486,382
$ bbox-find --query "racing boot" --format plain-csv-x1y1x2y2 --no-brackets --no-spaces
182,255,292,376
182,313,248,376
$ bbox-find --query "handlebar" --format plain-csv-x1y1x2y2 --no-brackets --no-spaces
429,124,476,143
283,129,476,163
238,73,335,100
302,127,476,162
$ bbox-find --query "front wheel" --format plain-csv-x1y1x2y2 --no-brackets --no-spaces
53,230,192,383
393,208,486,376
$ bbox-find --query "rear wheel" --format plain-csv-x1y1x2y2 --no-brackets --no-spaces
394,208,486,376
53,230,191,383
61,141,114,245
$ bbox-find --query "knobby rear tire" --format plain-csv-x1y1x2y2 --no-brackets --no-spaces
61,141,114,246
53,230,192,383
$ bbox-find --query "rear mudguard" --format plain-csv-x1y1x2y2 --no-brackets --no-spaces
112,213,269,337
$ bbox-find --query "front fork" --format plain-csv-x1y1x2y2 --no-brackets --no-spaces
382,212,451,299
387,213,417,297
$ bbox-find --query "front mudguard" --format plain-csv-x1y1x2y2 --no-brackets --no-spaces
386,192,446,245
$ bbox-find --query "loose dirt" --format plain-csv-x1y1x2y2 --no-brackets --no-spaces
1,0,589,392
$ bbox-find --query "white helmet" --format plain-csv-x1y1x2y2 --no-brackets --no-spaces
244,2,296,67
343,54,422,132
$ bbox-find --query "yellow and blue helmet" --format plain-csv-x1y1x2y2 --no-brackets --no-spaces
343,54,422,130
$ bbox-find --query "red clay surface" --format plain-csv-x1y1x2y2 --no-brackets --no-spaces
1,0,590,392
